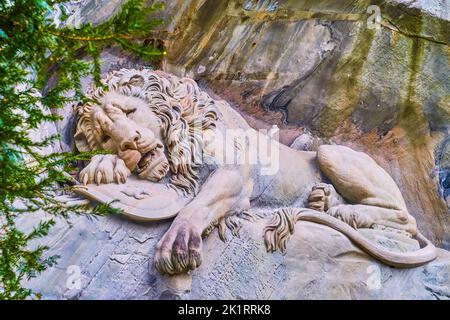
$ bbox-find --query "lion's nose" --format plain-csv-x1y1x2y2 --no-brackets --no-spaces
120,131,140,151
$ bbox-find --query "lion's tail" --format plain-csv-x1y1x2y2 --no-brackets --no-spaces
264,208,437,268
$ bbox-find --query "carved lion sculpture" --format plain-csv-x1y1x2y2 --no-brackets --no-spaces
73,68,436,274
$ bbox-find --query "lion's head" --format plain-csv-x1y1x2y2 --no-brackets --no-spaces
74,68,218,194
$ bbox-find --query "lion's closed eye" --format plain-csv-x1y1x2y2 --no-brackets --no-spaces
124,108,136,117
101,134,111,144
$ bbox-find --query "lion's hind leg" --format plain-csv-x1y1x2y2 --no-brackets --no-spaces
316,145,417,233
326,204,417,235
305,184,416,234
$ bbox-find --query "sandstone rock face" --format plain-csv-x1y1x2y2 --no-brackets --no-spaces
290,130,317,151
24,211,450,299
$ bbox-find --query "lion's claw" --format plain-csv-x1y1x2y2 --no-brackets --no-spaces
96,171,103,185
114,158,129,184
79,154,131,185
82,173,89,186
155,219,203,275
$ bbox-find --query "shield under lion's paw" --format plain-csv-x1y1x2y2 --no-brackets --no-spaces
72,176,192,221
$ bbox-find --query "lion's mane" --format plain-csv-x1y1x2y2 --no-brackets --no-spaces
74,68,218,195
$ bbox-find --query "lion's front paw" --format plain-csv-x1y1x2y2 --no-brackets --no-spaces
79,154,131,185
307,183,343,212
155,219,203,275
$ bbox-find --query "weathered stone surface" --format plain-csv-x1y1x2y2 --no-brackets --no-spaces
24,211,450,299
290,130,318,151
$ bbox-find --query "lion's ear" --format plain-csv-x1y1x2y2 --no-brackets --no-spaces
74,128,91,152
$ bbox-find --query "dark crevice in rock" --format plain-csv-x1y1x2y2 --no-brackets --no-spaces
261,20,342,125
382,17,449,47
260,58,323,123
436,136,450,207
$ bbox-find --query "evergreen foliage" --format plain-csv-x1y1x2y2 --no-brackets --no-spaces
0,0,164,299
